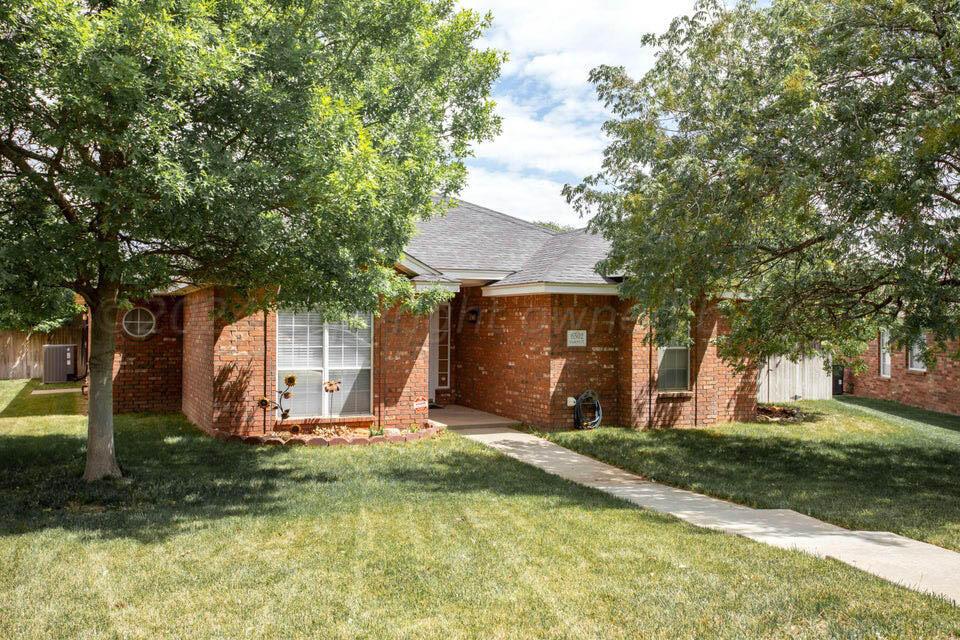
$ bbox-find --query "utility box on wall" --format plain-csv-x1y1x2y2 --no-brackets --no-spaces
42,344,77,384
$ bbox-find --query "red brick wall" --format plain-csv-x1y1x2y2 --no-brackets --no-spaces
111,297,182,413
181,289,215,432
618,300,655,428
376,306,430,429
111,288,756,433
446,291,755,430
851,335,960,416
452,288,553,425
211,289,274,434
617,301,757,428
191,292,430,435
548,294,620,428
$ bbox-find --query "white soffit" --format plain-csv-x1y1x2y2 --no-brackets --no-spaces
397,253,442,276
482,282,620,297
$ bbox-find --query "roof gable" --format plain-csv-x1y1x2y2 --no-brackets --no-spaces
492,229,615,287
405,199,556,272
403,198,617,291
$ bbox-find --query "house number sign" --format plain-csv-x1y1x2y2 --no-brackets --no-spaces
567,330,587,347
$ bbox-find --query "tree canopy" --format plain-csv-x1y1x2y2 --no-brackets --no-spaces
566,0,960,367
0,288,81,332
0,0,501,479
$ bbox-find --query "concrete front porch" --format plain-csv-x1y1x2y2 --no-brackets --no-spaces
429,404,519,429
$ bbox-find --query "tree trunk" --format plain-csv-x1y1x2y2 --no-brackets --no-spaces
83,292,122,481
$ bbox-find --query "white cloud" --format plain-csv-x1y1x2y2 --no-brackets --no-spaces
464,0,694,87
473,96,605,178
521,52,609,90
461,167,587,228
457,0,699,224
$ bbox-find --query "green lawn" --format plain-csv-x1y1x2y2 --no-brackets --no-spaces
547,397,960,553
1,379,958,639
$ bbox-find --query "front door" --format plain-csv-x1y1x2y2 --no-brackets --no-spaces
832,365,845,396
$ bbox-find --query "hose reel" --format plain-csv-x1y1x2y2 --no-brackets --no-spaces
573,389,602,430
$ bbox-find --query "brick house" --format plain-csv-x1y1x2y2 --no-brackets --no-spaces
849,331,960,416
109,200,758,436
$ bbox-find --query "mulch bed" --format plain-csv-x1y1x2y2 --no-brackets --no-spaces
756,405,807,423
210,422,445,447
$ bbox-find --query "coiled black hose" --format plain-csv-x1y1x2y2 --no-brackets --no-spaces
574,390,602,430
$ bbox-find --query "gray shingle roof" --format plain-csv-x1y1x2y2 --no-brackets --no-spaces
492,229,615,287
404,198,615,287
405,199,556,272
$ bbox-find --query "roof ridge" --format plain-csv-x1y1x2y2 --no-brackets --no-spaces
449,197,558,236
552,227,592,236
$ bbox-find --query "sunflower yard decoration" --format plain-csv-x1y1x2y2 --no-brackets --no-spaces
257,376,298,423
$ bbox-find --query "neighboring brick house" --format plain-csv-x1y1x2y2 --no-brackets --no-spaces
109,200,758,435
849,331,960,417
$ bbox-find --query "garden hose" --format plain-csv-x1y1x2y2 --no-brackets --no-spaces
573,390,602,430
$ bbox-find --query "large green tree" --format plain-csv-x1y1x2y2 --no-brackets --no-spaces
567,0,959,365
0,0,501,480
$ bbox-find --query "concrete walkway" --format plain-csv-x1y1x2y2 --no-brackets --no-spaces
429,404,519,428
30,387,82,395
446,422,960,605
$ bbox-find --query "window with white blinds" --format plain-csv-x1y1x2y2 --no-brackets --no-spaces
658,341,690,391
277,312,372,418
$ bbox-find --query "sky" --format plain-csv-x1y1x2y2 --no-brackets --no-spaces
456,1,698,228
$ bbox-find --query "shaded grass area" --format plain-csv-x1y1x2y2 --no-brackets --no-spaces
0,380,958,638
547,397,960,552
0,378,83,418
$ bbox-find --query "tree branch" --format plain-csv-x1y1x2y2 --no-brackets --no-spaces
0,140,80,223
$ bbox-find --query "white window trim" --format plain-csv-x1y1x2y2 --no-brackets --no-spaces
122,307,156,338
436,303,451,390
879,329,891,378
276,313,374,419
657,343,691,392
908,336,927,372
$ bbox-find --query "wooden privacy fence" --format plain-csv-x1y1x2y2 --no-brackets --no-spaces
0,325,85,380
757,353,833,403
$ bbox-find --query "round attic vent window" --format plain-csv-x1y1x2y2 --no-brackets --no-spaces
122,307,156,338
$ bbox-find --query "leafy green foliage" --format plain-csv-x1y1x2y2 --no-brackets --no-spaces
0,0,502,315
0,0,501,479
566,0,960,367
533,220,577,233
0,287,81,331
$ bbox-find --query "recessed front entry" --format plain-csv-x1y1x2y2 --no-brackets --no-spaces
428,303,451,403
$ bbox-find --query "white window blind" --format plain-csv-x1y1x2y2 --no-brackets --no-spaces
277,312,372,418
658,342,690,391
